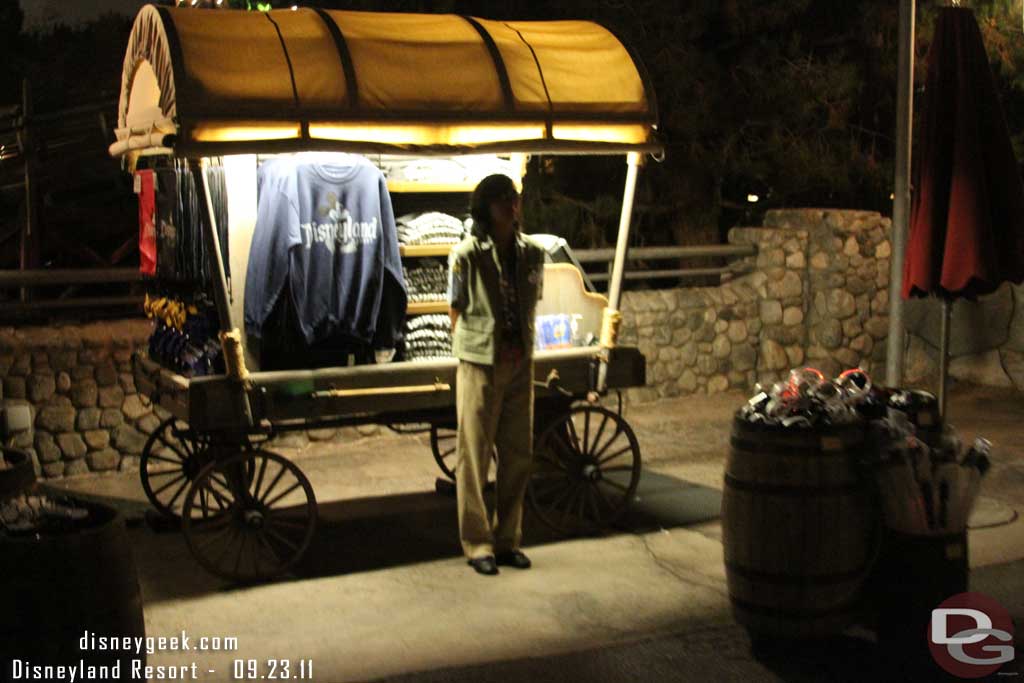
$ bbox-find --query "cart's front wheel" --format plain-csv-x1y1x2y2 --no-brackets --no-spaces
140,418,211,518
527,405,641,535
182,450,317,582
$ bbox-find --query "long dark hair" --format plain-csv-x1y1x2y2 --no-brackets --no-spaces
469,174,518,237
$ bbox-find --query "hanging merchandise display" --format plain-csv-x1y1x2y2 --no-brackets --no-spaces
145,157,230,289
143,294,224,377
244,153,408,367
136,169,157,276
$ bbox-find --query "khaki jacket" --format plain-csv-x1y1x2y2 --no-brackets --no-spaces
448,231,545,365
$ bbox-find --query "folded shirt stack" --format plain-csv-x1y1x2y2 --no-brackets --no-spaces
403,258,448,302
380,155,521,187
404,313,453,361
397,212,467,246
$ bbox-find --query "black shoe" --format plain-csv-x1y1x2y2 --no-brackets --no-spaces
468,556,499,575
495,550,532,569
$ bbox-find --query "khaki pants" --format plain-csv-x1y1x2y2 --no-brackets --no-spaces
455,355,534,559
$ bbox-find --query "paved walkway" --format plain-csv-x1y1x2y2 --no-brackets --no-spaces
51,384,1024,681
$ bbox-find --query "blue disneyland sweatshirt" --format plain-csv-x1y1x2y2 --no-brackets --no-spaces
245,155,407,350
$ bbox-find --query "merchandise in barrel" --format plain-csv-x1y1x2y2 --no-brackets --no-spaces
721,368,878,639
1,495,146,679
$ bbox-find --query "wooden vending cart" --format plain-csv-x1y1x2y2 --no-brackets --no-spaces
111,4,662,581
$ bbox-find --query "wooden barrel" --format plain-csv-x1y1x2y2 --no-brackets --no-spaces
722,415,875,638
1,498,146,679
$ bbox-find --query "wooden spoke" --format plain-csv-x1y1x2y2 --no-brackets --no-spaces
264,526,301,553
263,481,302,509
589,412,611,460
146,452,185,467
257,463,288,506
150,471,187,497
581,409,591,456
598,443,634,466
592,424,626,461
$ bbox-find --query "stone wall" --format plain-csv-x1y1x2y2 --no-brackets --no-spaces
0,320,382,480
620,209,894,402
0,320,156,478
901,282,1024,391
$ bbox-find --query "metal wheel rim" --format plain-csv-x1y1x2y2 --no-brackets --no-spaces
140,418,210,519
181,449,317,583
527,405,642,535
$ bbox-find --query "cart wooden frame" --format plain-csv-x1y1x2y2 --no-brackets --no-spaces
113,4,662,581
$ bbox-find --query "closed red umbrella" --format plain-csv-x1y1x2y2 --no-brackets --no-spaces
902,6,1024,413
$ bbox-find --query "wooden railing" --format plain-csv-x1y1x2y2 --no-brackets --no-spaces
574,243,757,286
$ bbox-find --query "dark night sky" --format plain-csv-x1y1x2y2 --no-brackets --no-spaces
20,0,148,29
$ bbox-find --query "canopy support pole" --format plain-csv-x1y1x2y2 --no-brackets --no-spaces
938,298,952,418
597,151,641,393
192,159,254,427
886,0,915,387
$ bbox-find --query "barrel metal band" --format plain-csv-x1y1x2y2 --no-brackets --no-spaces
723,473,862,497
729,596,861,619
729,435,856,457
724,561,869,586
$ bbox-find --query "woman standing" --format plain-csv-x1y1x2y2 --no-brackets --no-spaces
447,174,545,576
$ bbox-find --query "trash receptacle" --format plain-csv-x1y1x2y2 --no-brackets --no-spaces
722,415,877,638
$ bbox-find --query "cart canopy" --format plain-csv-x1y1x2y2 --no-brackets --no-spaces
113,5,659,157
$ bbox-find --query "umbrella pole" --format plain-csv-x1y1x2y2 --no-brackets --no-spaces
887,0,916,387
939,298,952,418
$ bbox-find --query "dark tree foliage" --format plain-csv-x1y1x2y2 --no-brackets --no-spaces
0,1,25,102
6,0,1024,254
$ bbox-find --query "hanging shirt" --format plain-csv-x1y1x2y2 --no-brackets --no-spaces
136,170,157,276
244,155,407,350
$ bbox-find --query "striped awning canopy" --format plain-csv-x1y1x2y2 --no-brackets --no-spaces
112,5,659,157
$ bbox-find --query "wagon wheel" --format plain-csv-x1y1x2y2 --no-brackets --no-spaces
140,418,212,518
140,418,257,518
429,423,497,482
181,449,317,582
429,423,459,480
527,405,642,535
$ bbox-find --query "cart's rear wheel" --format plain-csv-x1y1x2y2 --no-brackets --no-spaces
429,423,458,480
140,418,211,518
527,405,641,535
181,449,317,582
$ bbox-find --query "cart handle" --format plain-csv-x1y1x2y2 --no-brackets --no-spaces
311,382,451,399
536,368,594,400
